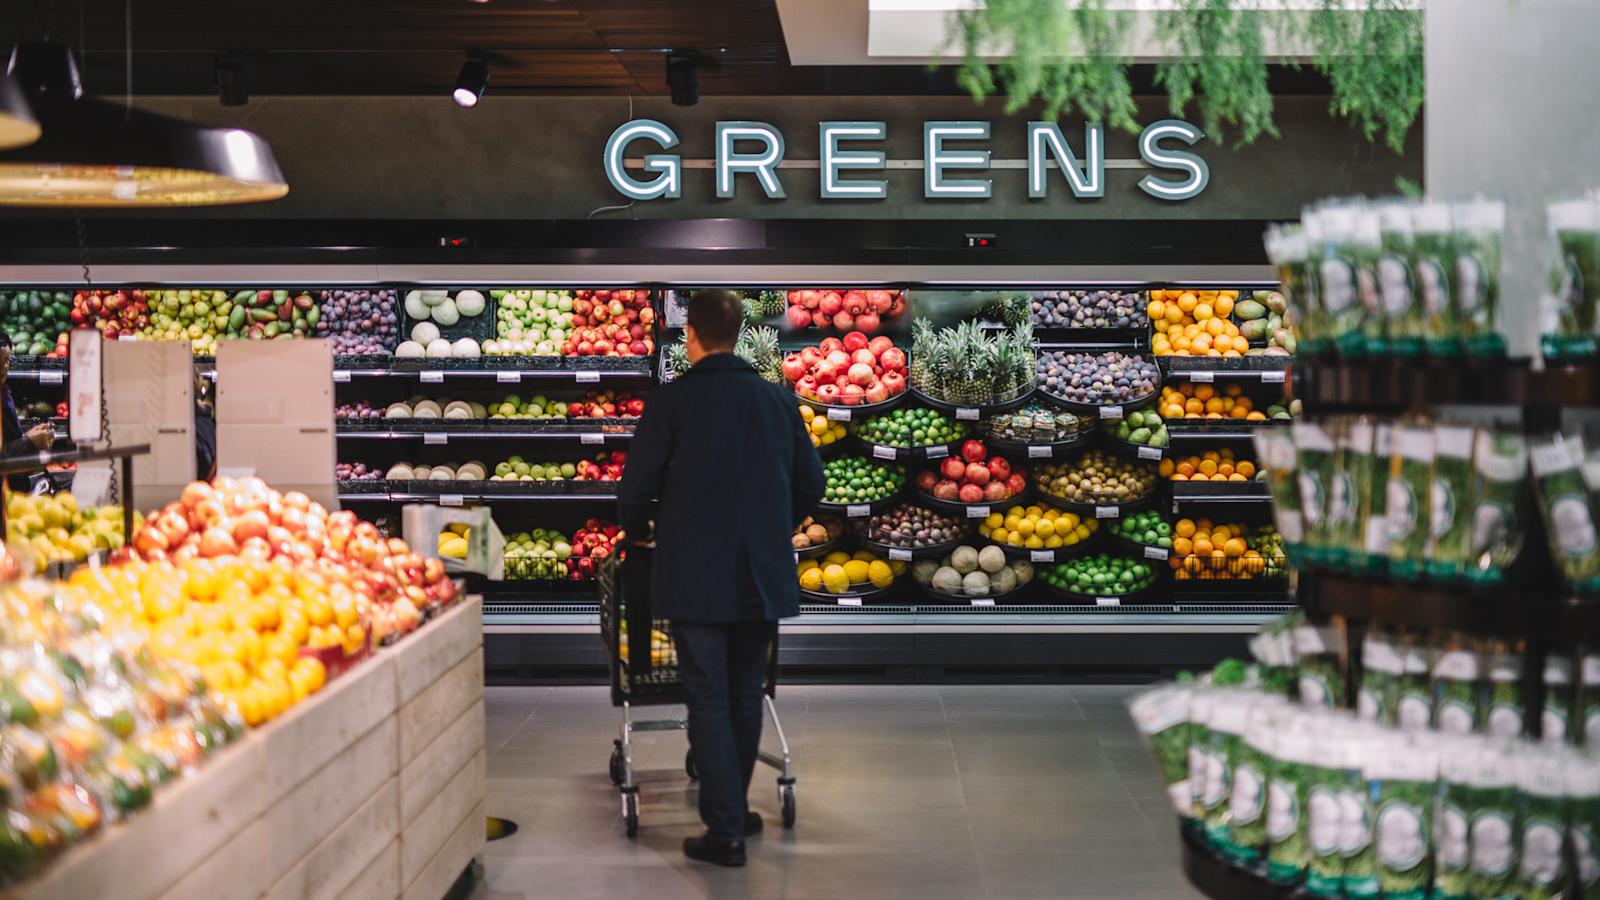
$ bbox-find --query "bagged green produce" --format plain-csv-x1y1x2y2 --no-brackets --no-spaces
1387,424,1435,580
1266,710,1316,883
1378,200,1424,356
1363,423,1394,573
1433,645,1483,736
1305,715,1355,896
1413,202,1460,356
1296,622,1345,709
1466,428,1528,585
1255,427,1307,558
1427,424,1476,580
1204,691,1253,855
1129,684,1195,817
1300,211,1335,356
1249,614,1299,700
1584,655,1600,747
1517,747,1571,900
1328,417,1365,565
1317,203,1368,356
1293,422,1340,566
1530,433,1600,591
1569,752,1600,898
1188,688,1216,821
1266,223,1323,355
1358,633,1402,726
1367,731,1440,900
1453,198,1507,357
1541,197,1600,360
1467,742,1520,900
1232,701,1284,865
1341,723,1385,898
1543,654,1574,745
1397,642,1435,731
1485,645,1524,739
1432,737,1477,900
1354,207,1386,355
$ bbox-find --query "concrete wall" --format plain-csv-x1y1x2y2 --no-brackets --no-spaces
123,94,1418,222
1425,0,1600,358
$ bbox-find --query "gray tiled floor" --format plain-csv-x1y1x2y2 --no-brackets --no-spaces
475,685,1201,900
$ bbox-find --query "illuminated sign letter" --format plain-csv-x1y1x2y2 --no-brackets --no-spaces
924,121,991,198
1027,122,1104,199
1138,119,1210,201
819,121,887,199
715,121,786,199
602,119,681,200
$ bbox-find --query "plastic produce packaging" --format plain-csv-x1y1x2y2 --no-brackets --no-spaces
1426,423,1476,579
1466,428,1527,584
1541,197,1600,360
1366,731,1440,900
1377,199,1424,356
1452,198,1506,356
1530,433,1600,591
1412,201,1459,357
1386,423,1434,579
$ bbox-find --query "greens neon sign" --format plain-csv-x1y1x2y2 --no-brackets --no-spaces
603,119,1208,202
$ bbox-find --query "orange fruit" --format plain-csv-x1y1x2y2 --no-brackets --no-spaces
1237,461,1256,478
1175,519,1196,538
1215,295,1234,317
1177,292,1198,313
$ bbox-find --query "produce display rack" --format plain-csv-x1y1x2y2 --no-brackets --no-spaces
0,443,149,539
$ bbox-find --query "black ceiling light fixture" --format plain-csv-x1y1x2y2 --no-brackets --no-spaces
0,73,39,150
453,58,489,107
215,51,247,106
0,41,288,206
667,53,699,106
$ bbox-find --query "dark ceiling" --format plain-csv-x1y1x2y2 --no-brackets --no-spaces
0,0,1332,99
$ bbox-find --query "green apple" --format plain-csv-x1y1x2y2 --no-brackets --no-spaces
495,462,511,477
560,462,576,478
513,462,530,477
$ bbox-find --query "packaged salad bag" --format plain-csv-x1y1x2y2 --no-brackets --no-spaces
1433,642,1483,736
1266,222,1322,355
1516,747,1571,900
1387,423,1435,580
1377,199,1424,356
1305,714,1355,896
1467,741,1521,900
1485,643,1525,740
1543,654,1574,745
1453,198,1506,357
1367,730,1441,900
1541,197,1599,361
1413,201,1459,356
1427,423,1476,580
1466,427,1527,585
1293,421,1340,567
1317,202,1368,356
1255,426,1306,561
1569,751,1600,899
1432,736,1478,900
1530,433,1600,591
1296,621,1346,710
1358,632,1402,726
1129,684,1194,818
1397,640,1435,732
1204,690,1254,856
1266,710,1317,884
1232,700,1285,866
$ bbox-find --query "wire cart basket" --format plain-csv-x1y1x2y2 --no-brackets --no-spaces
598,545,796,837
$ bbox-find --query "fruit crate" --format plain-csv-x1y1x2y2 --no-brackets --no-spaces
298,634,372,682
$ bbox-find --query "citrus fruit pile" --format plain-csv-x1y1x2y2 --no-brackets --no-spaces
1148,289,1251,358
797,549,904,594
1168,518,1275,580
1043,554,1158,595
1157,382,1266,421
978,505,1097,550
1159,449,1258,482
799,403,847,449
822,457,905,504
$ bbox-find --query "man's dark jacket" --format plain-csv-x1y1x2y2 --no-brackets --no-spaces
618,353,825,623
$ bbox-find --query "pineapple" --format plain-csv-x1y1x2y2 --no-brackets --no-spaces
910,318,936,392
663,340,690,382
759,290,787,318
736,325,784,383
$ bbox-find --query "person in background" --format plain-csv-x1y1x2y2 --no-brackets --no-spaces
193,370,216,481
0,332,55,491
618,289,824,868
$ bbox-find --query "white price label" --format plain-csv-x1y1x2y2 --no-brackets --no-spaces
837,597,863,607
1096,506,1119,519
332,370,351,383
581,433,605,445
1261,370,1286,383
1030,550,1054,562
925,445,949,459
955,407,980,421
419,371,445,383
1190,370,1214,383
846,504,870,517
1096,597,1121,607
423,432,447,445
39,371,62,384
872,445,898,460
970,598,996,607
1144,545,1169,560
966,505,990,518
888,547,913,561
497,371,522,384
117,334,137,342
72,467,112,506
1099,405,1123,420
1027,445,1052,459
826,407,852,422
1137,446,1163,461
575,370,601,383
439,494,465,507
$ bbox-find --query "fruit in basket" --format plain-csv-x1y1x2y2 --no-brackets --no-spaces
1157,382,1266,421
405,290,484,326
1149,289,1251,358
0,290,74,357
489,289,575,356
914,447,1024,504
1035,350,1160,405
6,492,126,571
822,457,905,504
567,519,622,579
913,543,1033,596
504,528,575,580
563,289,654,357
315,289,400,355
1168,518,1277,580
1161,449,1258,482
792,516,843,550
1044,553,1156,595
1238,290,1297,355
1034,450,1157,504
798,404,847,448
796,548,903,593
1109,409,1168,448
907,319,1035,406
490,394,569,419
852,407,966,449
335,462,383,482
571,389,644,419
852,503,965,549
783,289,904,332
1031,289,1147,329
787,332,907,405
979,505,1096,550
1109,510,1174,549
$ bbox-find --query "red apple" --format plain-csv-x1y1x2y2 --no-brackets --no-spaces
940,457,967,481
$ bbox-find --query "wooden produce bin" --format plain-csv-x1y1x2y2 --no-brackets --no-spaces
4,597,486,900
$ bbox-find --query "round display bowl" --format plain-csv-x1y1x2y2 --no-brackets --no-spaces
799,583,897,605
815,491,906,520
1099,430,1170,462
909,485,1032,520
915,579,1035,605
907,384,1037,419
980,428,1095,460
793,533,846,560
852,532,969,562
1035,386,1160,419
852,436,968,464
794,388,908,422
1032,488,1158,520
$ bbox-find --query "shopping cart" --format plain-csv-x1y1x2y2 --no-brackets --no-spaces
598,545,796,838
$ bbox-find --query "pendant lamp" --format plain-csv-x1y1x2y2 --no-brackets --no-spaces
0,42,287,207
0,73,39,150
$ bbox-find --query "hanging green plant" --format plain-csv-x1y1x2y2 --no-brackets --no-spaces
1299,0,1425,154
1154,0,1278,147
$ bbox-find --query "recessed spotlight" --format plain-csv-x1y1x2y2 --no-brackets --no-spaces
453,59,489,107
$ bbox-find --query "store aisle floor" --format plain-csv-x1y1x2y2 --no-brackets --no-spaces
474,684,1200,900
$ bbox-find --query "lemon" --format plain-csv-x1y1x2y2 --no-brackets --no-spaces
799,404,814,422
1007,532,1025,547
810,417,829,436
1034,519,1055,538
1024,535,1044,549
851,550,875,563
799,568,823,591
991,527,1009,544
797,559,819,577
888,559,907,577
866,560,893,588
1015,519,1035,537
821,564,849,593
984,512,1004,528
1045,534,1064,549
823,551,851,567
842,559,870,584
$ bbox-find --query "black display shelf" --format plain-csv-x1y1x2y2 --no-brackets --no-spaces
1035,386,1159,420
1034,489,1158,519
1103,529,1175,563
1100,431,1170,462
916,580,1034,606
979,429,1095,460
852,533,969,562
909,487,1030,519
1168,481,1272,504
978,533,1100,565
794,534,845,560
1302,569,1600,642
906,385,1036,419
1298,356,1600,410
1179,823,1290,900
348,358,655,379
852,436,967,464
816,493,905,519
478,479,619,497
799,584,897,606
795,389,908,421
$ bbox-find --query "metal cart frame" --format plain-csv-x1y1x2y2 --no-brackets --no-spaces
599,546,796,838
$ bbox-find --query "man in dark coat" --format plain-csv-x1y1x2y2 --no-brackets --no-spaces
618,289,824,867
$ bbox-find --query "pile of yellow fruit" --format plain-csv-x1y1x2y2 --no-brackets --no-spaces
1169,518,1269,579
1160,450,1258,482
6,492,127,572
1149,289,1250,358
979,505,1097,550
618,619,676,666
438,522,470,559
799,403,846,448
1158,382,1266,421
62,557,338,726
797,549,902,594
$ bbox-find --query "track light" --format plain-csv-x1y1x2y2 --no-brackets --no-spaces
667,54,698,107
453,60,489,108
215,52,247,106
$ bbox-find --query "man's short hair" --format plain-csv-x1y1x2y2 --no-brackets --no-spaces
687,289,743,350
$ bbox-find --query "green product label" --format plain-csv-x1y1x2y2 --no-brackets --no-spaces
1377,800,1428,871
1519,818,1566,892
1470,810,1516,877
1380,254,1415,316
1552,493,1600,559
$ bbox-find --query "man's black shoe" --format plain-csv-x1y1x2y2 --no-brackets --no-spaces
745,811,763,836
683,834,746,867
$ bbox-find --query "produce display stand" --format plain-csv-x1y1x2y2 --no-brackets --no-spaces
906,384,1036,419
9,596,485,900
852,436,966,463
852,532,969,561
1035,489,1159,520
977,533,1100,565
1035,387,1160,420
909,487,1031,519
916,581,1033,606
815,493,905,519
794,391,907,421
1098,431,1169,462
0,443,149,539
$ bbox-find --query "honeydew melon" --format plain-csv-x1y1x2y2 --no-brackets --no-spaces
412,400,443,418
451,337,480,358
385,402,413,419
432,298,461,327
411,322,441,345
455,290,487,317
443,401,474,418
418,290,450,308
429,465,456,481
395,340,426,358
425,338,453,358
385,463,414,480
413,465,433,479
404,291,430,320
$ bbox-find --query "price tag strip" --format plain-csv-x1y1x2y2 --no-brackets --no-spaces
1027,445,1052,459
497,371,522,384
39,371,64,385
1143,545,1169,560
1095,506,1119,519
925,444,950,459
424,432,449,445
970,598,995,607
955,407,980,421
826,407,852,422
888,547,913,561
1188,370,1214,383
846,504,870,517
1030,549,1054,562
836,596,863,607
419,371,445,384
575,370,601,384
1137,446,1163,461
580,433,605,445
1261,370,1286,383
965,505,990,519
1096,596,1121,607
872,445,898,461
1099,405,1123,420
332,370,351,383
439,494,465,507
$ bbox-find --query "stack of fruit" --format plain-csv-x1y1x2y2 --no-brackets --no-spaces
403,289,486,331
503,528,575,580
379,398,488,421
0,289,73,356
5,492,126,571
1160,450,1258,482
567,519,624,580
489,394,569,419
488,451,626,482
383,461,488,482
1034,451,1157,506
570,388,645,419
796,549,902,595
563,289,655,357
792,516,843,552
72,289,151,343
395,321,482,361
913,441,1026,506
785,332,908,406
1109,511,1174,551
822,457,905,505
1030,289,1147,329
335,462,383,483
315,289,400,355
1148,289,1252,359
852,407,966,450
782,289,905,333
335,400,385,420
664,325,784,384
799,403,847,450
908,320,1035,406
1167,518,1281,580
1043,554,1159,596
1157,383,1290,422
436,522,474,560
617,618,676,667
1107,409,1168,449
983,405,1091,445
1035,350,1160,407
852,503,966,552
978,505,1096,552
912,545,1034,597
1234,291,1295,355
488,289,575,356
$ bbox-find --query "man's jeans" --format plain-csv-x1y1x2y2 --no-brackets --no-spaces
672,620,776,841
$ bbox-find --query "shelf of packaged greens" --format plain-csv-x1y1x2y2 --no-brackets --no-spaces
1179,822,1288,900
1298,356,1600,409
1303,569,1600,642
906,385,1036,419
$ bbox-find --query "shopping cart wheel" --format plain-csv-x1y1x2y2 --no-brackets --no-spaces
684,748,698,782
609,742,625,786
778,782,796,828
622,790,640,838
